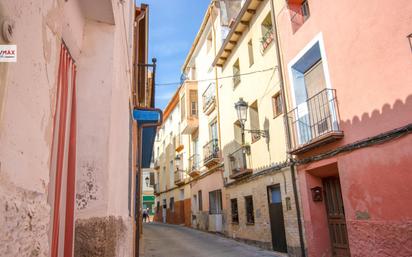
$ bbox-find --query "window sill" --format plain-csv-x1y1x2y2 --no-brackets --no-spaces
231,222,239,225
246,222,255,226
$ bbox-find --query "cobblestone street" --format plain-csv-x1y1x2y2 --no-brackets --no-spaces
141,223,284,257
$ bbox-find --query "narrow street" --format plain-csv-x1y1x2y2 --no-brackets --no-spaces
141,223,284,257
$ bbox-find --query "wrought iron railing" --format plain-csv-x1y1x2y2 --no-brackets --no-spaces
174,170,185,183
202,83,216,112
228,145,251,176
287,88,341,150
203,139,220,163
189,154,200,172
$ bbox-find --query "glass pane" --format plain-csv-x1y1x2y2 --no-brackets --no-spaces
271,187,282,203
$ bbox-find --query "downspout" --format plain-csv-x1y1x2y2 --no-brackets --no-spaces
269,1,306,256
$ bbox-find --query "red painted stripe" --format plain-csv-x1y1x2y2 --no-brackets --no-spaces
64,63,77,257
51,48,70,257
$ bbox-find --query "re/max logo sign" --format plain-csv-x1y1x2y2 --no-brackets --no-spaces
0,45,17,62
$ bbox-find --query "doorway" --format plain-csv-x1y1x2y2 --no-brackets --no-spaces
322,177,350,257
267,185,287,253
162,199,167,223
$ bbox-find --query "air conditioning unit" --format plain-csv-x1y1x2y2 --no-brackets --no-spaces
208,214,223,232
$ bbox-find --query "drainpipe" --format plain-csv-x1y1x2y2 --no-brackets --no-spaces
269,1,306,256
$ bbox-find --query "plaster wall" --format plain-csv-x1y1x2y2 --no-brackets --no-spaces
217,1,288,181
274,1,412,256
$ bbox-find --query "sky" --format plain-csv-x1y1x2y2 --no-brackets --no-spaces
138,0,210,109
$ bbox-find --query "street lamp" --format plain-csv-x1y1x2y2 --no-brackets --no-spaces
234,98,269,142
235,98,248,129
145,176,150,187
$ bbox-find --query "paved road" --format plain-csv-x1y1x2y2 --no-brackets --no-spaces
141,223,284,257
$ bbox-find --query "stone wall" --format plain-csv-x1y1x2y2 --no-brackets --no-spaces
224,168,304,256
0,177,50,257
74,216,132,257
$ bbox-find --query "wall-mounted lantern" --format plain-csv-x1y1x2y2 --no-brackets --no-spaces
408,33,412,53
311,186,323,202
145,176,150,187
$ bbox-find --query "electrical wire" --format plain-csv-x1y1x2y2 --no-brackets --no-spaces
155,67,277,87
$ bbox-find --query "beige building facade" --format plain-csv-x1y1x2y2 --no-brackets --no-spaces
213,0,305,255
153,87,192,226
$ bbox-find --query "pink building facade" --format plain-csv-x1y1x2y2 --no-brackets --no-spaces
275,0,412,256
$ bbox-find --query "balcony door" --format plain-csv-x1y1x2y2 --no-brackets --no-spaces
304,60,332,139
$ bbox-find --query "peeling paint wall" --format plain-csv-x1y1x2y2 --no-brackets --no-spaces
0,0,136,256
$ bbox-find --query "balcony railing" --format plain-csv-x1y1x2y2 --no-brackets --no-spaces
287,88,343,154
174,170,186,186
260,29,274,52
202,83,216,114
188,154,201,177
228,145,252,179
203,139,220,168
154,183,160,195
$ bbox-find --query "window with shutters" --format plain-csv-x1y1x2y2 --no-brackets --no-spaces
272,92,283,118
249,101,260,143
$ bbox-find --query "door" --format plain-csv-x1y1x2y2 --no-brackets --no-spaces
304,60,331,138
267,185,287,253
323,177,350,257
162,199,167,223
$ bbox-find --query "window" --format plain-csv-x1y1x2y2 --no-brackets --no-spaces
261,13,274,52
210,120,218,141
198,190,203,211
245,195,254,224
232,59,240,87
248,40,254,66
180,189,185,201
193,194,198,212
207,32,213,52
209,190,223,214
169,160,174,186
149,172,155,186
181,94,186,121
288,0,310,33
272,93,283,118
170,197,174,211
189,90,198,116
249,101,261,143
156,201,160,213
231,199,239,223
234,120,242,144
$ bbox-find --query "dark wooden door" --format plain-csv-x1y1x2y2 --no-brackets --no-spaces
267,185,287,253
323,177,351,257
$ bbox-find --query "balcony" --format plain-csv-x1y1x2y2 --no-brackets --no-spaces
228,145,252,180
260,29,274,52
174,170,186,186
288,0,310,33
180,81,199,134
175,135,184,152
154,183,160,196
202,83,216,115
203,139,221,168
188,154,201,178
287,88,343,154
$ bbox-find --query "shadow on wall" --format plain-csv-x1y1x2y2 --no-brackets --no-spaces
340,94,412,143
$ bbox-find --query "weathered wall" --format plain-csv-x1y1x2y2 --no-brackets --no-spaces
0,0,64,256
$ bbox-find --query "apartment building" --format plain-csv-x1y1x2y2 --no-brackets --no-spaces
273,0,412,256
212,0,304,255
0,1,158,257
153,88,192,227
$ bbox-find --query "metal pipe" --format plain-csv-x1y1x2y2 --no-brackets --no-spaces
269,0,306,256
